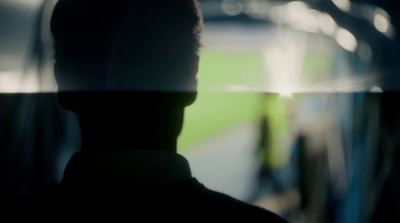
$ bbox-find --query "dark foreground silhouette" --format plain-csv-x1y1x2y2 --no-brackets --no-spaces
8,0,288,221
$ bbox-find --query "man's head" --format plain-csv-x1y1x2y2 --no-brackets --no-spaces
50,0,202,112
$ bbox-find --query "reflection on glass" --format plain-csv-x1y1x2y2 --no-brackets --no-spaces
331,0,351,12
335,28,358,52
221,0,243,16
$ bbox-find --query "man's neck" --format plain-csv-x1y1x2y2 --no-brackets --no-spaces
78,115,178,152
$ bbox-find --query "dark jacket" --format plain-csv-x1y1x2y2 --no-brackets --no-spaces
11,151,289,222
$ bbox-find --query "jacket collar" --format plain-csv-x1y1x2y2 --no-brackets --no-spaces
61,150,192,185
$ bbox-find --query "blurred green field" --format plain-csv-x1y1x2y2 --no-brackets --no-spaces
178,50,265,152
177,48,329,153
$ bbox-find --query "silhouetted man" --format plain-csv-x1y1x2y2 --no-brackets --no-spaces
13,0,288,221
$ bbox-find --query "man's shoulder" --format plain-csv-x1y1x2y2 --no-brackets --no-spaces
10,179,289,222
185,178,289,222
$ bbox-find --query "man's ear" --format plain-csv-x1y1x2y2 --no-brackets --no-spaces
54,61,72,92
193,55,199,80
54,61,63,88
184,56,199,106
53,61,81,92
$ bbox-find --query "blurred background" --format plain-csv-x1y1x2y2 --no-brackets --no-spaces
1,0,400,222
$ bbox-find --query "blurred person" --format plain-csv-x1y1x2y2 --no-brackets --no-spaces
256,112,284,196
293,134,329,222
9,0,288,221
